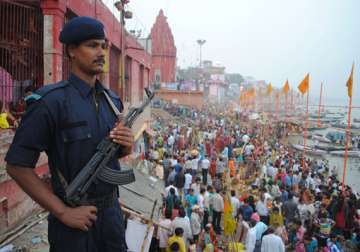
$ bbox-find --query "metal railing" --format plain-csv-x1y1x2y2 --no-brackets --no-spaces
0,1,43,112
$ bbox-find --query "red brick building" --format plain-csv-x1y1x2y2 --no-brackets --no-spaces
150,10,177,85
0,0,151,234
155,90,204,109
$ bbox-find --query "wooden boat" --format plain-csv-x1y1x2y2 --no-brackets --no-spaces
292,144,327,156
312,134,331,143
330,150,360,158
331,123,360,130
315,144,349,152
305,123,329,131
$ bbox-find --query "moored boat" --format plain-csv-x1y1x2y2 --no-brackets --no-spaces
292,144,327,156
331,122,360,130
329,150,360,158
312,134,331,143
315,144,349,152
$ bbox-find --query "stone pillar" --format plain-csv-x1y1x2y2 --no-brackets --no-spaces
41,1,66,84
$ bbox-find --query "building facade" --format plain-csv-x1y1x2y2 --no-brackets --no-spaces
150,9,176,86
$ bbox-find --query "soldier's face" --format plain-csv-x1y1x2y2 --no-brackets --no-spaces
69,39,108,75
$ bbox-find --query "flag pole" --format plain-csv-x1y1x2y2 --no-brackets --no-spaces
285,92,288,122
317,82,323,128
276,93,280,120
303,90,309,170
342,63,355,191
342,95,352,192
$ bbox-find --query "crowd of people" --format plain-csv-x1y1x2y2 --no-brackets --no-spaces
145,101,360,252
0,85,36,129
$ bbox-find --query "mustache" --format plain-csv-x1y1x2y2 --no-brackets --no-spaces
93,58,105,64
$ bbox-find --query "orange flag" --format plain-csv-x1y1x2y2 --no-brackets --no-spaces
267,83,273,95
347,63,354,98
298,73,310,95
283,80,290,94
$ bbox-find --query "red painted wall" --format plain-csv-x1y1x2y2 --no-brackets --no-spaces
0,164,49,233
40,0,151,93
155,90,204,109
150,10,176,84
130,60,139,105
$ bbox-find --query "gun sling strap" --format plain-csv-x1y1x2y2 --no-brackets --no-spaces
56,89,135,195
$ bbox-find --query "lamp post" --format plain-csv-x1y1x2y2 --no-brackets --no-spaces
196,39,206,68
115,0,132,100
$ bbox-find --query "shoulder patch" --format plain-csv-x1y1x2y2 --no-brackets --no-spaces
34,81,69,98
24,93,42,102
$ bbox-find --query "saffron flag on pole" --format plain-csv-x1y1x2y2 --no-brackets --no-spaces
267,83,273,95
298,73,310,95
283,80,290,94
223,197,236,236
346,63,354,98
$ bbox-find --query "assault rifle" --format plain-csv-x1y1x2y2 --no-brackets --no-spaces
64,88,155,207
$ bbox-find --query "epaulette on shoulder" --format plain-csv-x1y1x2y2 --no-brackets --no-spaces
34,81,69,99
24,93,42,104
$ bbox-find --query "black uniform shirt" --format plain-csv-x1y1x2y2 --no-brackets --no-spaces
6,73,123,198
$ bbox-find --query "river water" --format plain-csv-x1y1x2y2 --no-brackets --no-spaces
288,129,360,192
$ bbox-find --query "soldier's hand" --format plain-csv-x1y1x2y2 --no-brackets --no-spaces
109,122,134,156
58,206,97,231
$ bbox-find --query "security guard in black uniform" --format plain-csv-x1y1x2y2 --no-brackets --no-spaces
5,17,133,251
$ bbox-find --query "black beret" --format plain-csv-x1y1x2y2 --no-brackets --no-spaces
59,16,105,44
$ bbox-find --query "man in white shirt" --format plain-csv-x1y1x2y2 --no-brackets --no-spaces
191,156,199,176
165,182,179,197
190,205,202,241
256,194,269,225
266,163,277,179
198,187,205,210
293,162,300,173
157,209,173,251
245,220,257,252
261,164,268,178
167,134,175,153
244,144,254,156
261,229,285,252
210,189,224,234
171,208,193,248
184,170,192,195
306,173,316,190
203,185,213,227
190,177,202,196
230,190,241,218
200,156,210,185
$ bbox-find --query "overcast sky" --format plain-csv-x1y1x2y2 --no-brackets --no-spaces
104,0,360,103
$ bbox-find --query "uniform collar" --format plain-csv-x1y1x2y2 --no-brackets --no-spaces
69,73,105,98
